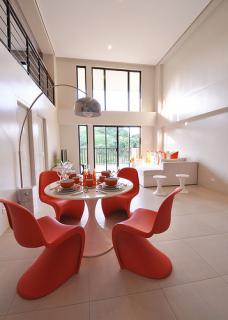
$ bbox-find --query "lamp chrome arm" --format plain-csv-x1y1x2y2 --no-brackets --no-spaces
18,84,100,189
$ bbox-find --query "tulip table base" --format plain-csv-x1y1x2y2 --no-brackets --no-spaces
83,198,113,257
44,178,133,258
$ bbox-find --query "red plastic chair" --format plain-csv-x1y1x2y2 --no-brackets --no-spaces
39,171,84,221
0,198,85,299
101,167,139,218
112,187,181,279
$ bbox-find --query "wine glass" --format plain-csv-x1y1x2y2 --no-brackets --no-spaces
56,162,64,182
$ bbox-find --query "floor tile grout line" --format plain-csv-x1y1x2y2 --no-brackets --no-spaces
154,230,228,243
182,237,228,276
3,263,224,316
6,299,90,317
6,291,17,316
161,288,178,320
158,274,220,291
166,275,228,293
182,238,222,276
89,287,163,304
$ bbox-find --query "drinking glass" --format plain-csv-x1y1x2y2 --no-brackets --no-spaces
56,162,64,181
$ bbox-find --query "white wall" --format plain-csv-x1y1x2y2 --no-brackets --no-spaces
0,43,60,234
157,0,228,194
56,58,156,171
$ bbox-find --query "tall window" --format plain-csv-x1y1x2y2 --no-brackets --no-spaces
92,68,141,111
76,66,86,98
78,125,88,172
93,126,141,172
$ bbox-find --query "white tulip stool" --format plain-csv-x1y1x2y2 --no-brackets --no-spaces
176,174,190,193
153,175,167,196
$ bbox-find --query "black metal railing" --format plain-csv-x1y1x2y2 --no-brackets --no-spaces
80,147,88,166
94,147,140,166
0,0,55,104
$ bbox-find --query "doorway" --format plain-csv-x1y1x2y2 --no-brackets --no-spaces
93,126,141,172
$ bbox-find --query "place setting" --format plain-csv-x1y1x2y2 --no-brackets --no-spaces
95,171,126,194
52,161,84,195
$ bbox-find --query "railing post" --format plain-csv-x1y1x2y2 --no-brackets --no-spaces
6,0,11,51
26,37,29,74
46,75,49,97
38,60,41,86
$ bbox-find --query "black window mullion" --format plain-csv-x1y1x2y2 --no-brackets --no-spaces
78,125,88,173
78,125,81,172
86,125,88,168
105,126,107,171
139,71,142,112
104,69,106,111
128,127,131,167
93,126,95,169
116,127,119,169
128,71,130,111
139,126,141,157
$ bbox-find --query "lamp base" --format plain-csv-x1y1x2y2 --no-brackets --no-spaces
17,187,37,214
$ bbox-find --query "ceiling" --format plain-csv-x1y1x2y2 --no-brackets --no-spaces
36,0,211,65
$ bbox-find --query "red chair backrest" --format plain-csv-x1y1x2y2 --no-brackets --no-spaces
0,199,44,248
153,187,181,234
117,168,139,195
39,171,59,201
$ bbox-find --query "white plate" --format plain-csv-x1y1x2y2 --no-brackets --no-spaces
102,183,124,191
54,187,81,194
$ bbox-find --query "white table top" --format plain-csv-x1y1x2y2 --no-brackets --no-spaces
44,178,133,200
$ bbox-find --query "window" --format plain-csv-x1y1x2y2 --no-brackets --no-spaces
92,68,141,111
93,126,141,172
76,66,86,99
78,125,88,172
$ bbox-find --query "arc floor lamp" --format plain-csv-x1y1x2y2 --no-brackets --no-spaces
18,84,101,189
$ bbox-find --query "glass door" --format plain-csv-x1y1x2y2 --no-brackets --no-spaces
93,126,141,172
78,125,88,173
94,126,118,172
106,126,118,172
118,127,130,169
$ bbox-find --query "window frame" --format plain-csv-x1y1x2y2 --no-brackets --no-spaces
92,67,141,112
93,125,141,171
78,124,88,172
76,65,87,99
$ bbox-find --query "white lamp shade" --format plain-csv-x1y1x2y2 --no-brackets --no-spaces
75,97,101,117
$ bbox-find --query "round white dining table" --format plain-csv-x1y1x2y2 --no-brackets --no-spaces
44,178,133,257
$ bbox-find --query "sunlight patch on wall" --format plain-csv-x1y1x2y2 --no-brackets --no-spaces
164,132,176,150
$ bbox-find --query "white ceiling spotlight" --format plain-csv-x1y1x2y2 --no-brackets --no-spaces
107,44,112,50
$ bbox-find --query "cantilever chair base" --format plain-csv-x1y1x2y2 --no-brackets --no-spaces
18,233,82,299
113,231,172,279
0,199,85,300
112,188,181,279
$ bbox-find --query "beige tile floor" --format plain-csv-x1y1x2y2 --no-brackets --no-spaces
0,185,228,319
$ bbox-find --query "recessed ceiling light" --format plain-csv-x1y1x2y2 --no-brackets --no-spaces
108,45,112,50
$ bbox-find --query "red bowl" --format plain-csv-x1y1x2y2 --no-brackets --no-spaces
99,175,106,183
101,170,111,177
105,177,118,187
60,179,74,189
74,175,81,184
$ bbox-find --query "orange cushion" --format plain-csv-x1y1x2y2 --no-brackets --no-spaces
161,152,166,159
170,151,179,159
